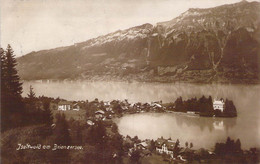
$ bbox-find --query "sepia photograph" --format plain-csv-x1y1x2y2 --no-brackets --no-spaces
0,0,260,163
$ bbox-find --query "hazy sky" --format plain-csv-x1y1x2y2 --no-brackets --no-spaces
0,0,258,56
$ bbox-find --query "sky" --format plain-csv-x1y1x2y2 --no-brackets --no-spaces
0,0,258,57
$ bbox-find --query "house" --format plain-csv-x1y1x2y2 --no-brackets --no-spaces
213,99,225,112
152,103,162,108
105,106,113,112
72,103,80,111
122,106,128,111
155,137,176,157
136,141,148,150
95,110,105,119
104,101,110,106
87,120,95,126
58,101,73,111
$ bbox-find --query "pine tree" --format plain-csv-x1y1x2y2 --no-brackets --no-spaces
1,48,7,95
1,45,24,131
5,45,23,98
26,85,37,112
27,85,36,100
1,47,9,131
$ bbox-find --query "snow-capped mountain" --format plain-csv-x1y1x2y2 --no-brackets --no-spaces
17,1,260,83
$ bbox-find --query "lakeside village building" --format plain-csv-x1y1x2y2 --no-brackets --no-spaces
213,99,225,112
50,100,81,111
155,137,176,158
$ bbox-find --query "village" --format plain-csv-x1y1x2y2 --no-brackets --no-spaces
30,96,240,163
48,95,235,121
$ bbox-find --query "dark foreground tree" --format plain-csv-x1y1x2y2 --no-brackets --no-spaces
24,85,39,124
130,149,141,164
1,47,8,131
43,101,53,128
1,45,25,131
53,113,71,145
49,113,71,163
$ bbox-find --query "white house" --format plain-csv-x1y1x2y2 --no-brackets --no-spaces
213,99,225,112
58,101,72,111
155,137,175,158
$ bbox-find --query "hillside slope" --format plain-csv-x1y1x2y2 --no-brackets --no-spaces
17,1,260,83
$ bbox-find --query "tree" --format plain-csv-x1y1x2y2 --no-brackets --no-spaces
1,48,7,96
50,113,71,163
86,121,107,146
149,140,156,152
5,45,23,98
1,45,24,131
190,142,193,148
1,47,8,131
53,113,71,145
175,97,185,112
70,120,82,145
198,96,214,116
185,142,189,148
111,123,119,133
235,139,241,152
173,139,181,157
27,85,36,100
224,99,237,117
130,149,141,164
112,101,123,115
109,133,124,162
25,85,37,116
43,101,53,128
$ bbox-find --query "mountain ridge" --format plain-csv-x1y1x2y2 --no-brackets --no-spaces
17,1,260,84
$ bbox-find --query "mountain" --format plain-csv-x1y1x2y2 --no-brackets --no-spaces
17,1,260,83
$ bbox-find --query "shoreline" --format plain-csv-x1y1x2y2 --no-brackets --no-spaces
20,78,260,85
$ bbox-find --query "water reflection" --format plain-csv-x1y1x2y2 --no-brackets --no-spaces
116,112,258,150
174,114,237,132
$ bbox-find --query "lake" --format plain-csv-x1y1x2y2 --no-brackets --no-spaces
22,81,260,149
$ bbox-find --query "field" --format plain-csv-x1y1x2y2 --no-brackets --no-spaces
52,109,86,122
